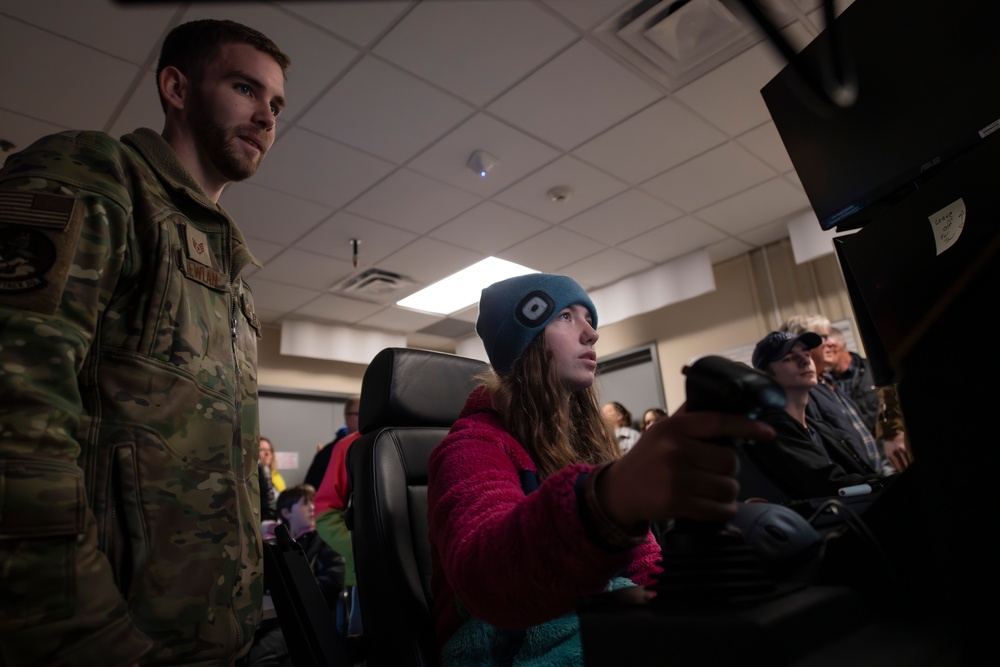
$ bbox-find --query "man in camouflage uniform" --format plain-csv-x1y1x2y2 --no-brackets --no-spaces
0,20,289,666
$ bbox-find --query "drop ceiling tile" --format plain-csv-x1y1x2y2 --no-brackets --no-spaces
541,0,633,30
281,1,415,48
0,109,68,159
108,69,164,141
298,56,474,163
429,202,550,254
373,0,576,106
705,237,755,264
562,190,682,245
251,127,396,208
291,293,386,323
181,2,359,115
243,238,287,266
220,183,334,245
559,248,653,291
407,114,561,196
673,39,792,136
450,304,480,324
493,156,628,223
488,40,663,150
377,237,483,285
736,219,793,248
358,305,442,333
1,20,139,129
0,1,175,63
245,278,322,315
574,98,727,184
346,169,481,234
696,178,811,235
498,227,604,273
641,143,776,213
617,216,727,264
294,212,419,265
736,121,795,172
253,248,355,291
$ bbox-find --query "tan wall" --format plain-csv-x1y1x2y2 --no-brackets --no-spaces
257,322,367,394
257,238,862,407
596,239,859,410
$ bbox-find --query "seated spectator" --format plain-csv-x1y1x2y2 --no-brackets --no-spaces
641,407,667,432
314,419,365,635
259,462,278,525
748,331,882,499
826,327,879,435
782,315,892,475
259,437,286,497
249,484,346,667
428,273,773,665
601,401,642,452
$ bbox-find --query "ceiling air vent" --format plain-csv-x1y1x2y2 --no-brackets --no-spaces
594,0,803,91
333,268,415,301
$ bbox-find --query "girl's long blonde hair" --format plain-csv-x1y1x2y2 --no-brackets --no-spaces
485,333,621,480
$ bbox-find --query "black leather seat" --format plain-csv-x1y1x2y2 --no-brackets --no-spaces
347,347,488,667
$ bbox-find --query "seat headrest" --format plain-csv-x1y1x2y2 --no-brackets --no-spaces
358,347,489,434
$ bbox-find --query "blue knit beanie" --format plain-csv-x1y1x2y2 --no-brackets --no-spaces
476,273,597,374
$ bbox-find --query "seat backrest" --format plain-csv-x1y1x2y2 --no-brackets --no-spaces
348,347,488,667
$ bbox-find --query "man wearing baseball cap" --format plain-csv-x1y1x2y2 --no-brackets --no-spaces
747,331,881,500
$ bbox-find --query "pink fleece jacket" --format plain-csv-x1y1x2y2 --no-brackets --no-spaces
427,386,662,646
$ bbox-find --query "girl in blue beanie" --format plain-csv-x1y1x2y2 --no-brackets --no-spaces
427,273,774,665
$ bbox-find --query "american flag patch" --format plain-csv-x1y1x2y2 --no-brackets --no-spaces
0,192,76,230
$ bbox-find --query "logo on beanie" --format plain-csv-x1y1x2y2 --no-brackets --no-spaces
516,290,554,327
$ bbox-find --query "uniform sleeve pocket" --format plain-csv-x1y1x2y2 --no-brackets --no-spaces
0,459,85,627
0,459,86,537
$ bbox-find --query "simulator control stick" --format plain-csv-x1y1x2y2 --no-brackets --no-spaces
651,355,786,606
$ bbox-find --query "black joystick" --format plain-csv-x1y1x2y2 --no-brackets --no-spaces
650,356,786,606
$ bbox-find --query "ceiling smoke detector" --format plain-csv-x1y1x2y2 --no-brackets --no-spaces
548,186,574,203
467,150,499,178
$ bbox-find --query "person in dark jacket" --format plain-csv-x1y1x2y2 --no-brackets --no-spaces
747,331,881,500
249,484,345,667
783,315,890,475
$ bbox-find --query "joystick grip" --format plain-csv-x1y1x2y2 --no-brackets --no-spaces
651,356,786,604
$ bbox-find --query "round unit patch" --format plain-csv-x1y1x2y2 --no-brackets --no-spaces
0,226,56,292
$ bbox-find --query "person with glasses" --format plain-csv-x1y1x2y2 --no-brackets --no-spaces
304,396,361,489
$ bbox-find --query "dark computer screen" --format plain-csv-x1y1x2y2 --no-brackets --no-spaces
761,0,1000,231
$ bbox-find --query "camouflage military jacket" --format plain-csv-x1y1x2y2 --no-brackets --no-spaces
0,129,263,666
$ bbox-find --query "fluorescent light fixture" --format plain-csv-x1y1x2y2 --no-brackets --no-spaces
397,257,537,315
